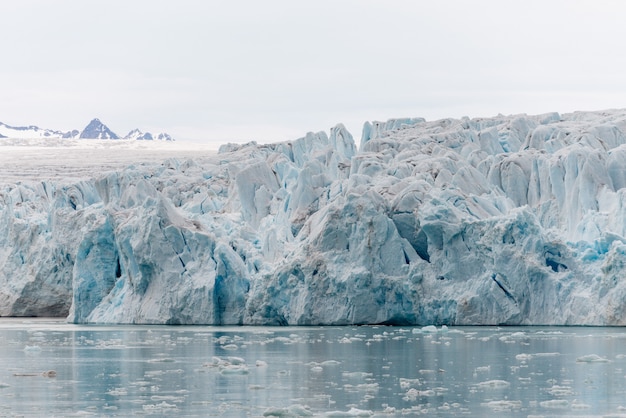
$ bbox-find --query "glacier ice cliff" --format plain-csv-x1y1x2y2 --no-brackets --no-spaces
3,110,626,325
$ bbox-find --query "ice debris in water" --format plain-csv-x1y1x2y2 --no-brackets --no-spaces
202,356,250,375
476,380,511,389
403,388,436,401
6,110,626,325
263,404,314,417
324,408,373,417
412,325,448,334
540,399,570,409
482,400,522,411
399,378,421,389
576,354,610,363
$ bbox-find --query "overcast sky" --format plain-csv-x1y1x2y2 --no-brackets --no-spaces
2,1,626,146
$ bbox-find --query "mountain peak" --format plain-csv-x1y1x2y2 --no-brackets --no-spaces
79,118,120,139
123,128,174,141
124,129,153,140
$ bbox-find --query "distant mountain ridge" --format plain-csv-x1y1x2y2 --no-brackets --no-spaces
0,118,174,141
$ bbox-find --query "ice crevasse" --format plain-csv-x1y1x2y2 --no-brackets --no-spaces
3,110,626,325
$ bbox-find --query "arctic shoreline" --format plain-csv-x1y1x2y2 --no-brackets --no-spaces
3,109,626,326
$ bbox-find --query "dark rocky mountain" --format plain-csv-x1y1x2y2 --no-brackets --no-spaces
79,118,120,139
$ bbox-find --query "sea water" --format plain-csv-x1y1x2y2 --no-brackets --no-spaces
0,319,625,417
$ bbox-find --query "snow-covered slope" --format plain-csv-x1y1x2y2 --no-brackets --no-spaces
0,121,76,139
124,129,153,140
3,109,626,325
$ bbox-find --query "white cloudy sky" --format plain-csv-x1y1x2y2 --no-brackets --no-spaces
2,1,626,146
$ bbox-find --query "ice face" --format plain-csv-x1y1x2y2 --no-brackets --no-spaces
4,110,626,325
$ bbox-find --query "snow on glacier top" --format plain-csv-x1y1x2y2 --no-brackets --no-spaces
0,138,215,181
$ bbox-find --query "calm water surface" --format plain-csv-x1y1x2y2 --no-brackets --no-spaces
1,319,626,417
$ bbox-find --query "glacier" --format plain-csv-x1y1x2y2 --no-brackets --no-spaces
3,109,626,325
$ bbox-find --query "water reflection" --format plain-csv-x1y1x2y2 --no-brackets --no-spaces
0,320,625,416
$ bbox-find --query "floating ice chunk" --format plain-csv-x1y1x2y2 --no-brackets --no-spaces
434,386,449,395
438,403,451,411
263,404,314,417
202,356,238,367
515,353,533,361
142,401,178,411
535,352,561,357
477,380,511,389
547,385,574,396
403,388,436,400
256,360,268,367
107,388,128,396
342,371,373,379
221,344,238,350
148,358,175,363
324,407,373,417
570,400,591,409
576,354,610,363
151,395,185,402
399,378,421,389
23,345,42,353
203,355,250,374
270,337,294,344
482,400,522,411
343,383,378,392
226,356,246,365
540,399,569,409
219,364,249,375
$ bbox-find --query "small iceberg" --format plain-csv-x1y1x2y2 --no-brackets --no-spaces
576,354,610,363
